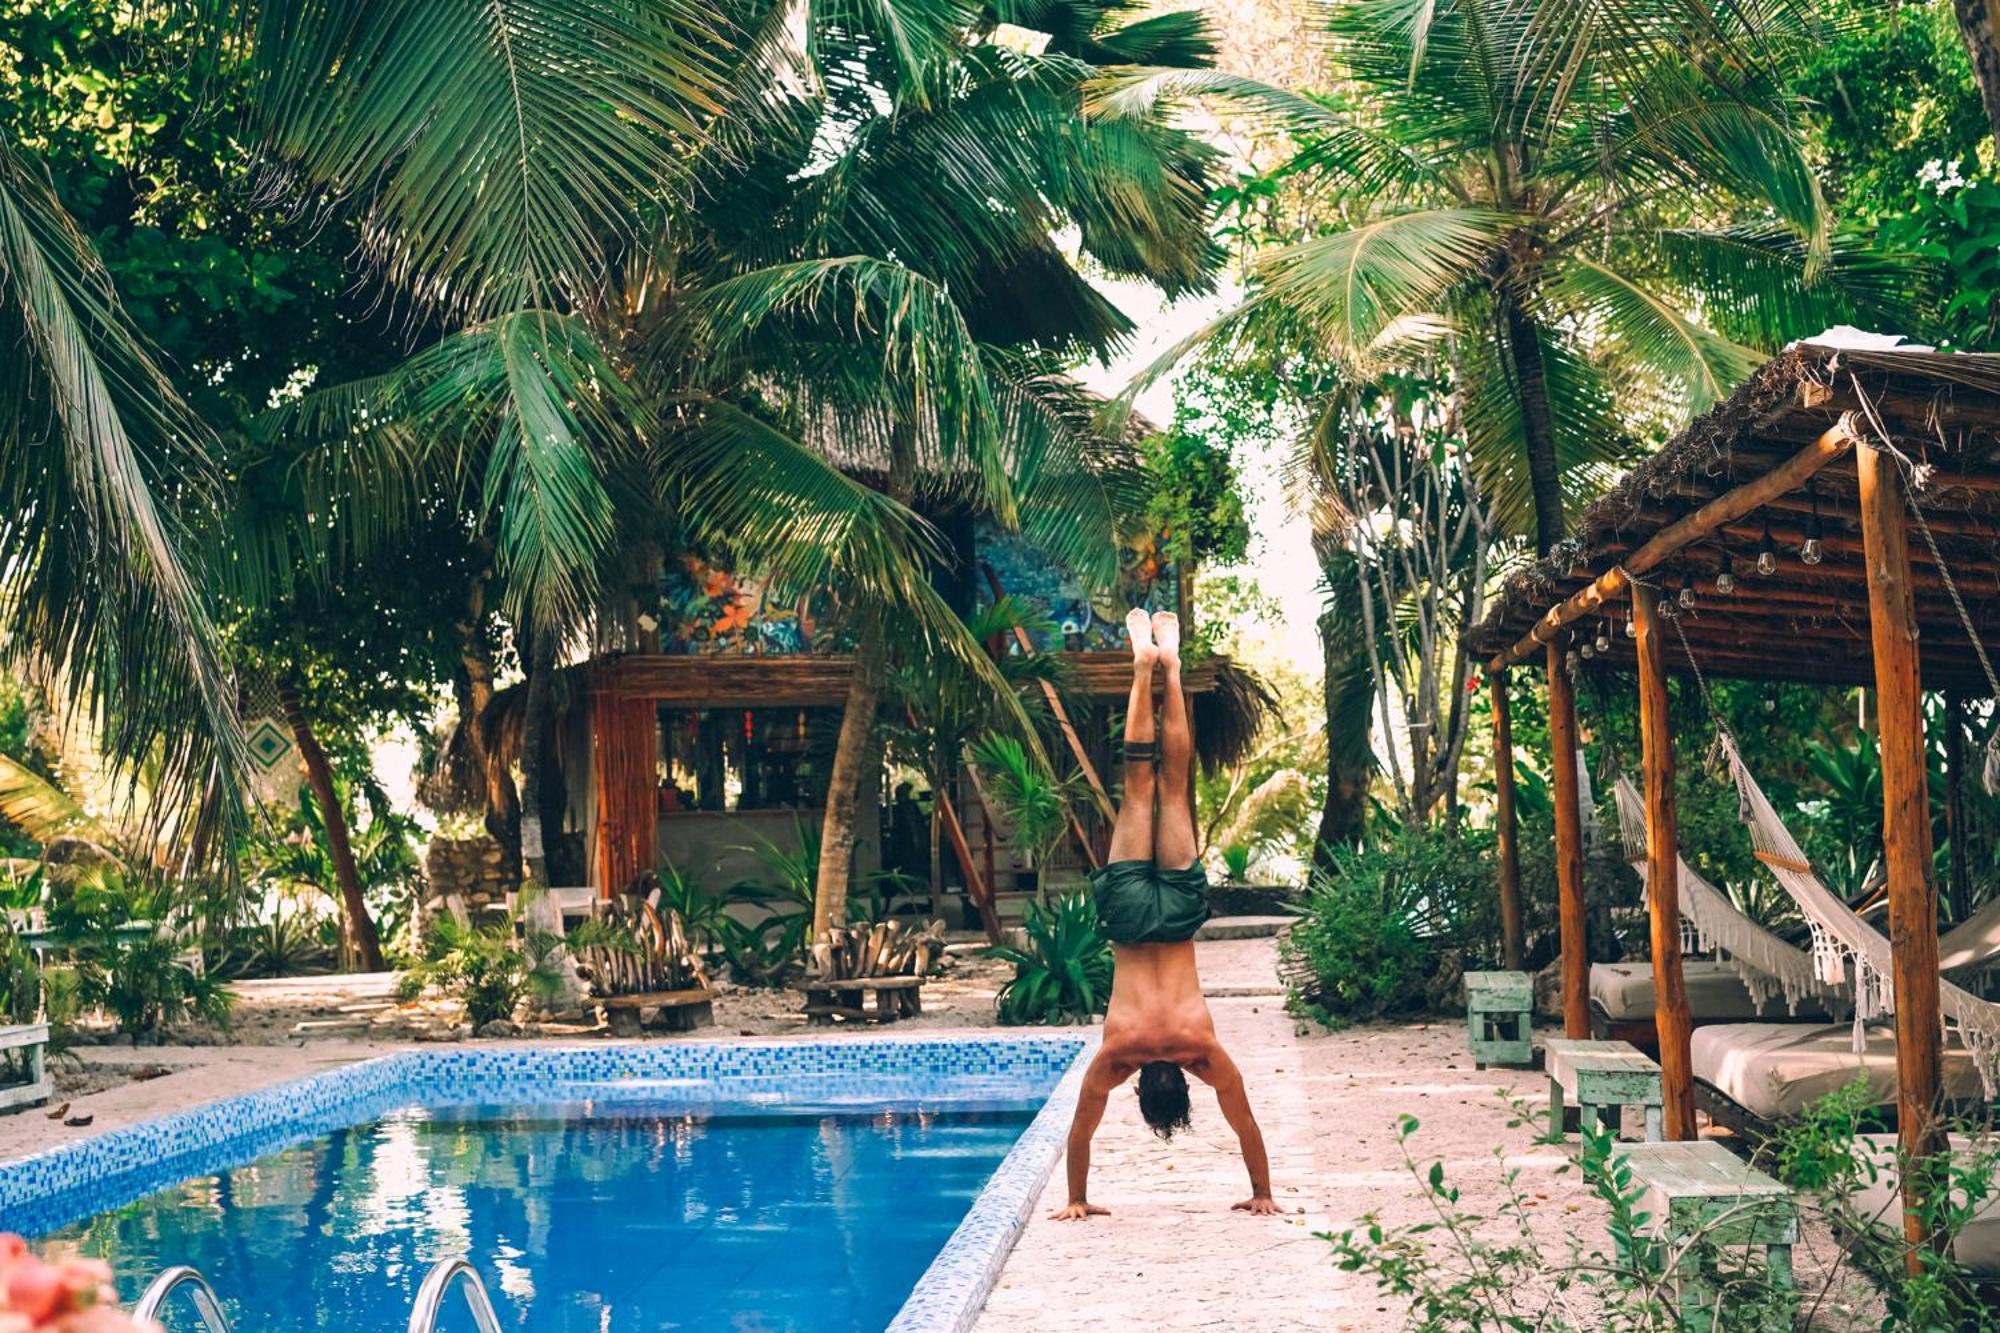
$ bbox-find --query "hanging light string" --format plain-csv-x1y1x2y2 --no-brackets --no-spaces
1846,373,2000,790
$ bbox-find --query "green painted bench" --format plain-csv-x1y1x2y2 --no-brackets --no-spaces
1463,970,1533,1068
1619,1140,1797,1330
1545,1037,1665,1142
0,1023,50,1114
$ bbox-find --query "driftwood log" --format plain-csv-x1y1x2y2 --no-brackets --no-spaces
575,894,715,1035
799,918,946,1025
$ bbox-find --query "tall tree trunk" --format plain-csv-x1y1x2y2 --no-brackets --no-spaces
1311,605,1375,876
519,629,558,887
277,675,383,972
813,422,916,939
456,567,521,880
1499,297,1565,555
1954,0,2000,158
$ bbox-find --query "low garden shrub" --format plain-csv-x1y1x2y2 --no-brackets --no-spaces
993,891,1113,1025
1282,824,1497,1025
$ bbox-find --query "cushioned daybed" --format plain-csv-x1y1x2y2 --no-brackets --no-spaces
1691,1022,1988,1138
1589,961,1833,1052
1842,1134,2000,1278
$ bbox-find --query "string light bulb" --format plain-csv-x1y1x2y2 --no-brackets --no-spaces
1755,516,1778,576
1715,551,1736,596
1624,612,1638,639
1594,623,1612,654
1581,640,1596,659
1566,649,1581,674
1678,573,1698,611
1800,486,1825,566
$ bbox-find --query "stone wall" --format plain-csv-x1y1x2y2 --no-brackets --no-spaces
420,833,518,922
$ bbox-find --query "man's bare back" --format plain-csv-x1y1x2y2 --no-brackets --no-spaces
1051,610,1277,1222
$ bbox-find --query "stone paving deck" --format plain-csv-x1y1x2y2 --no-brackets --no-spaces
975,937,1571,1333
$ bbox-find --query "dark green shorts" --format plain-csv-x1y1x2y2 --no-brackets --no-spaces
1089,859,1212,944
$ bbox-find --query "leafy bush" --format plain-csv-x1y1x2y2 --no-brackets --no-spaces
968,733,1075,865
1219,843,1253,884
1333,1087,2000,1332
992,892,1113,1025
400,906,563,1027
1283,825,1495,1024
81,935,232,1042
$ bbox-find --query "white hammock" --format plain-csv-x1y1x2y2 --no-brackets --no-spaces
1611,775,1841,1016
1718,733,2000,1097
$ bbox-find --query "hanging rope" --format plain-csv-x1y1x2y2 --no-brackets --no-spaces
1846,374,2000,792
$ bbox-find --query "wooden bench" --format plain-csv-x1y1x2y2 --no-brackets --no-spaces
600,988,716,1037
1545,1037,1665,1142
1463,970,1533,1068
0,1023,51,1113
798,974,926,1025
1618,1140,1797,1330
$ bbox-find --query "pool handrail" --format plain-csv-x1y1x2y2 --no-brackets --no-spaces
407,1256,503,1333
134,1265,232,1333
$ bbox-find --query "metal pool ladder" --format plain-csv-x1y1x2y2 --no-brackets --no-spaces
135,1266,232,1333
407,1257,503,1333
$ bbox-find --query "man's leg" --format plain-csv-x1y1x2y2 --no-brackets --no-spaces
1108,608,1158,863
1152,611,1197,871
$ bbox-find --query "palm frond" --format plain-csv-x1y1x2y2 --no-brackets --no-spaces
0,146,244,829
1548,256,1764,416
1256,208,1512,368
216,0,732,320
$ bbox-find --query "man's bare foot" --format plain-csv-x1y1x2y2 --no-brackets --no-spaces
1125,607,1156,666
1052,1201,1110,1221
1151,610,1180,668
1231,1196,1282,1216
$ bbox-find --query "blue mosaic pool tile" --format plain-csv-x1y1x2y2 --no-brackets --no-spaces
0,1032,1093,1328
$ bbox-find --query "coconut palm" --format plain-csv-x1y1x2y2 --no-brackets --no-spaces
206,0,1221,939
0,146,243,830
1098,0,1905,552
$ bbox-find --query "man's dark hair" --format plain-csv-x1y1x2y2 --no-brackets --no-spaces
1136,1061,1191,1140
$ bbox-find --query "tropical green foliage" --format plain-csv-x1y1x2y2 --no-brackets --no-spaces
968,733,1077,866
993,892,1114,1025
400,904,564,1028
1283,825,1498,1024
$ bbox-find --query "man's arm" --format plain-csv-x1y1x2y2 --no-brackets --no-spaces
1051,1054,1120,1221
1199,1048,1280,1215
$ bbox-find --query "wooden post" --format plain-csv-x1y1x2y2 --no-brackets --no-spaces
1490,670,1525,972
1546,634,1590,1039
1631,588,1697,1141
1856,440,1946,1264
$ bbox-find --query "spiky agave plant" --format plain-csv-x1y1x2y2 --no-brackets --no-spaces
992,891,1114,1025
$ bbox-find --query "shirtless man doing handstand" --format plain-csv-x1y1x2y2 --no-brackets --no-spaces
1052,608,1279,1222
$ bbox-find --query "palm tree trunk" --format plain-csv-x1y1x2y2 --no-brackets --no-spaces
1499,297,1565,554
1311,607,1375,875
519,629,557,887
456,568,521,880
277,675,383,972
1953,0,2000,157
813,422,916,938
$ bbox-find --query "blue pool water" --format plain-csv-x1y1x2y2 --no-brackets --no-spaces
41,1098,1035,1333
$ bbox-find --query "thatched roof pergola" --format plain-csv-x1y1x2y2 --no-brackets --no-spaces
1471,343,2000,689
1465,340,2000,1263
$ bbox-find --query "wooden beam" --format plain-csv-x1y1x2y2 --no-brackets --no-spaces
1632,587,1697,1141
1947,693,1972,927
1491,670,1525,972
1857,438,1947,1267
1488,417,1859,671
937,785,1004,945
1547,634,1590,1039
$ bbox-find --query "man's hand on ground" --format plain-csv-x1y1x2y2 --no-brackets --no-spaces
1050,1201,1109,1221
1231,1196,1282,1216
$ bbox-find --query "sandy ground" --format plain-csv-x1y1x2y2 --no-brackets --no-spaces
5,937,1894,1329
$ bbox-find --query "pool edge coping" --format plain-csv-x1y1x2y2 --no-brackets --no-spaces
887,1030,1098,1333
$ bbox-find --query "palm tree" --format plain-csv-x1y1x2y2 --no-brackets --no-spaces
1101,0,1903,553
0,146,243,833
209,0,1219,939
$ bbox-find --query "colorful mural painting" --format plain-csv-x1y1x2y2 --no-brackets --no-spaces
660,554,816,655
661,525,1174,657
972,520,1177,653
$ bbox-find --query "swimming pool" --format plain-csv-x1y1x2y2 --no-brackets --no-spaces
0,1037,1090,1332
